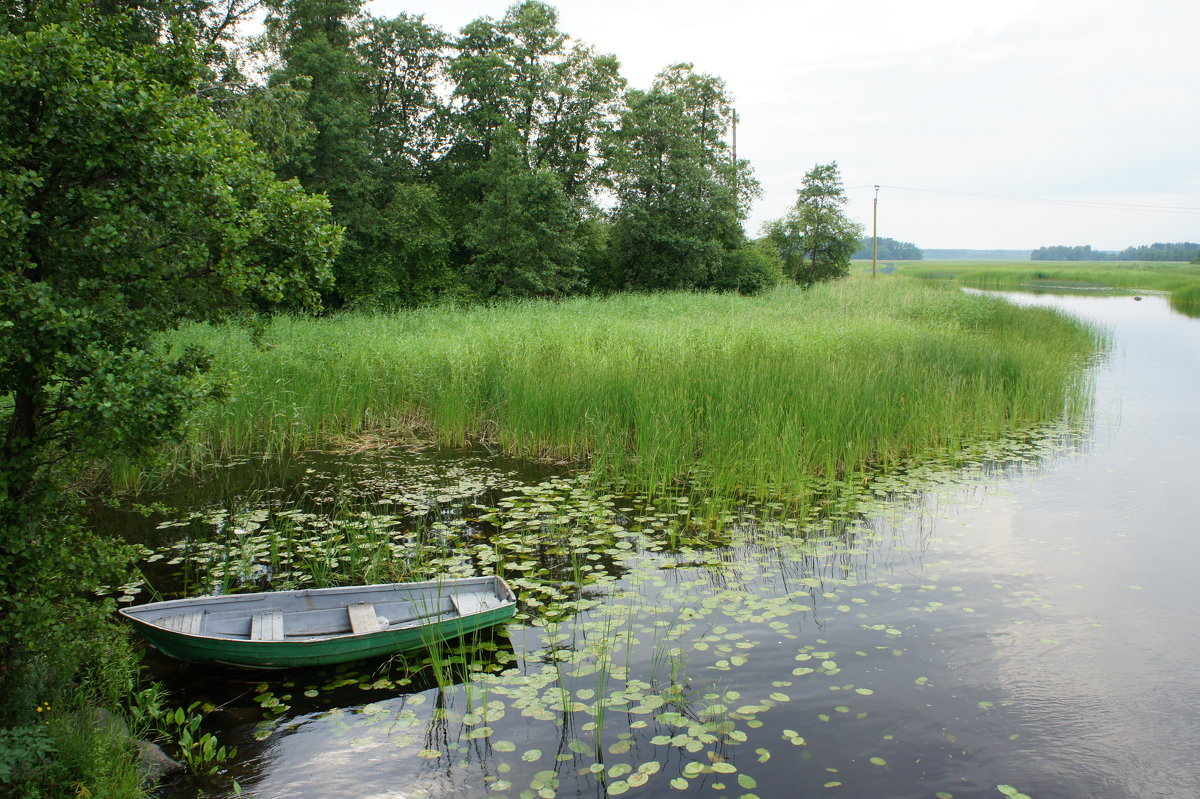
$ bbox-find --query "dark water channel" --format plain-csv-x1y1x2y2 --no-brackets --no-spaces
117,291,1199,799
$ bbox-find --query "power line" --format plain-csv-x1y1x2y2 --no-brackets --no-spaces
855,184,1200,215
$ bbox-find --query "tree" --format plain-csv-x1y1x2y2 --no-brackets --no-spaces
357,12,450,181
463,128,584,298
0,12,339,704
765,163,862,287
446,1,623,194
605,63,758,291
439,2,623,299
852,236,923,260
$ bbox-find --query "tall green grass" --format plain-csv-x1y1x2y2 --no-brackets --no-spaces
160,279,1100,499
894,260,1200,316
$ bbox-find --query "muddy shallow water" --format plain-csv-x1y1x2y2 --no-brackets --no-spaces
113,291,1199,799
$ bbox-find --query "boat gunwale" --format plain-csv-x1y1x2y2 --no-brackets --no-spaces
117,575,517,645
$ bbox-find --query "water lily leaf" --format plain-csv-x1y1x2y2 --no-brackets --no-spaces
521,748,542,762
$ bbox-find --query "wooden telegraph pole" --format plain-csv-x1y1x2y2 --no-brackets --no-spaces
731,109,738,194
872,185,879,278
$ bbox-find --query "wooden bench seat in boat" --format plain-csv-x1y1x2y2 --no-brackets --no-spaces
250,610,284,641
450,592,497,616
160,611,204,636
348,602,385,634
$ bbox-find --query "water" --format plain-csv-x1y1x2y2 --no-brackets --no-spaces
125,291,1200,799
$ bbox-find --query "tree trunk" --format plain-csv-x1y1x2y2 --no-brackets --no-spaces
2,384,41,507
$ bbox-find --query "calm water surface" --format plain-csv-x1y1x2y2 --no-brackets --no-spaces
134,291,1198,799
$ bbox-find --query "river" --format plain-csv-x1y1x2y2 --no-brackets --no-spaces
125,289,1198,799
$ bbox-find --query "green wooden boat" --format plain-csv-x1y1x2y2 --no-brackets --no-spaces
119,576,517,669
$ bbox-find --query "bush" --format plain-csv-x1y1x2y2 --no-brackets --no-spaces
708,242,783,295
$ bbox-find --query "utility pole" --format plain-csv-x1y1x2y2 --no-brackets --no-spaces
731,109,738,194
872,185,880,278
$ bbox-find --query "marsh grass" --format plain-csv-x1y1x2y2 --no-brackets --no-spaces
895,260,1200,317
161,279,1099,503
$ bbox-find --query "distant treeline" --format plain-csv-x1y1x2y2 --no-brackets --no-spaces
852,237,923,260
1033,243,1200,262
924,249,1033,261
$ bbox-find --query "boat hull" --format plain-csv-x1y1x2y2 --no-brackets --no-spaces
120,577,517,669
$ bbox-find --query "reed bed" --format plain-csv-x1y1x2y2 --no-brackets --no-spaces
161,278,1100,499
895,260,1200,316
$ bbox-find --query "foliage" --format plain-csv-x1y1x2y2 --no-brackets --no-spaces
356,12,450,180
162,280,1099,500
171,702,237,775
0,722,54,784
1031,243,1109,261
606,64,755,291
1033,242,1200,262
446,1,623,199
223,76,319,179
220,1,782,304
765,162,863,287
894,260,1200,319
0,12,339,791
853,236,923,260
463,128,585,298
707,240,784,295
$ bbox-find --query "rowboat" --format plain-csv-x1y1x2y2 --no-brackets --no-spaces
119,576,517,669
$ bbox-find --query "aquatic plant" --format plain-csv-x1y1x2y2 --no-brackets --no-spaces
117,422,1089,797
895,260,1200,318
154,280,1099,508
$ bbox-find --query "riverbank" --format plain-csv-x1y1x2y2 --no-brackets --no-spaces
151,279,1100,504
891,260,1200,316
105,288,1200,799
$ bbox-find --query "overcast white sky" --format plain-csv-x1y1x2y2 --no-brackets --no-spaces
368,0,1199,250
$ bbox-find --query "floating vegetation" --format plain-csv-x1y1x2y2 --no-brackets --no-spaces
110,417,1093,798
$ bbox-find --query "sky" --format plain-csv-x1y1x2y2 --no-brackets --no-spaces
367,0,1200,251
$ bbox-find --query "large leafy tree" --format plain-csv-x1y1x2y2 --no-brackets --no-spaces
0,9,339,701
357,13,450,181
261,0,459,306
441,2,622,296
605,63,758,291
262,0,372,192
765,162,862,287
463,127,584,298
448,0,622,189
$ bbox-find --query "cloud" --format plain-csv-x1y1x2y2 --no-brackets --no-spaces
370,0,1200,248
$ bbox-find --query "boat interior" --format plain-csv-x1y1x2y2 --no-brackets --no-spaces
127,581,510,642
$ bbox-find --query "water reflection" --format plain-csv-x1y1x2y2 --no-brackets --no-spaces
127,290,1200,799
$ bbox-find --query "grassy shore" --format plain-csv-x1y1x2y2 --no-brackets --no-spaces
891,260,1200,316
158,278,1100,501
